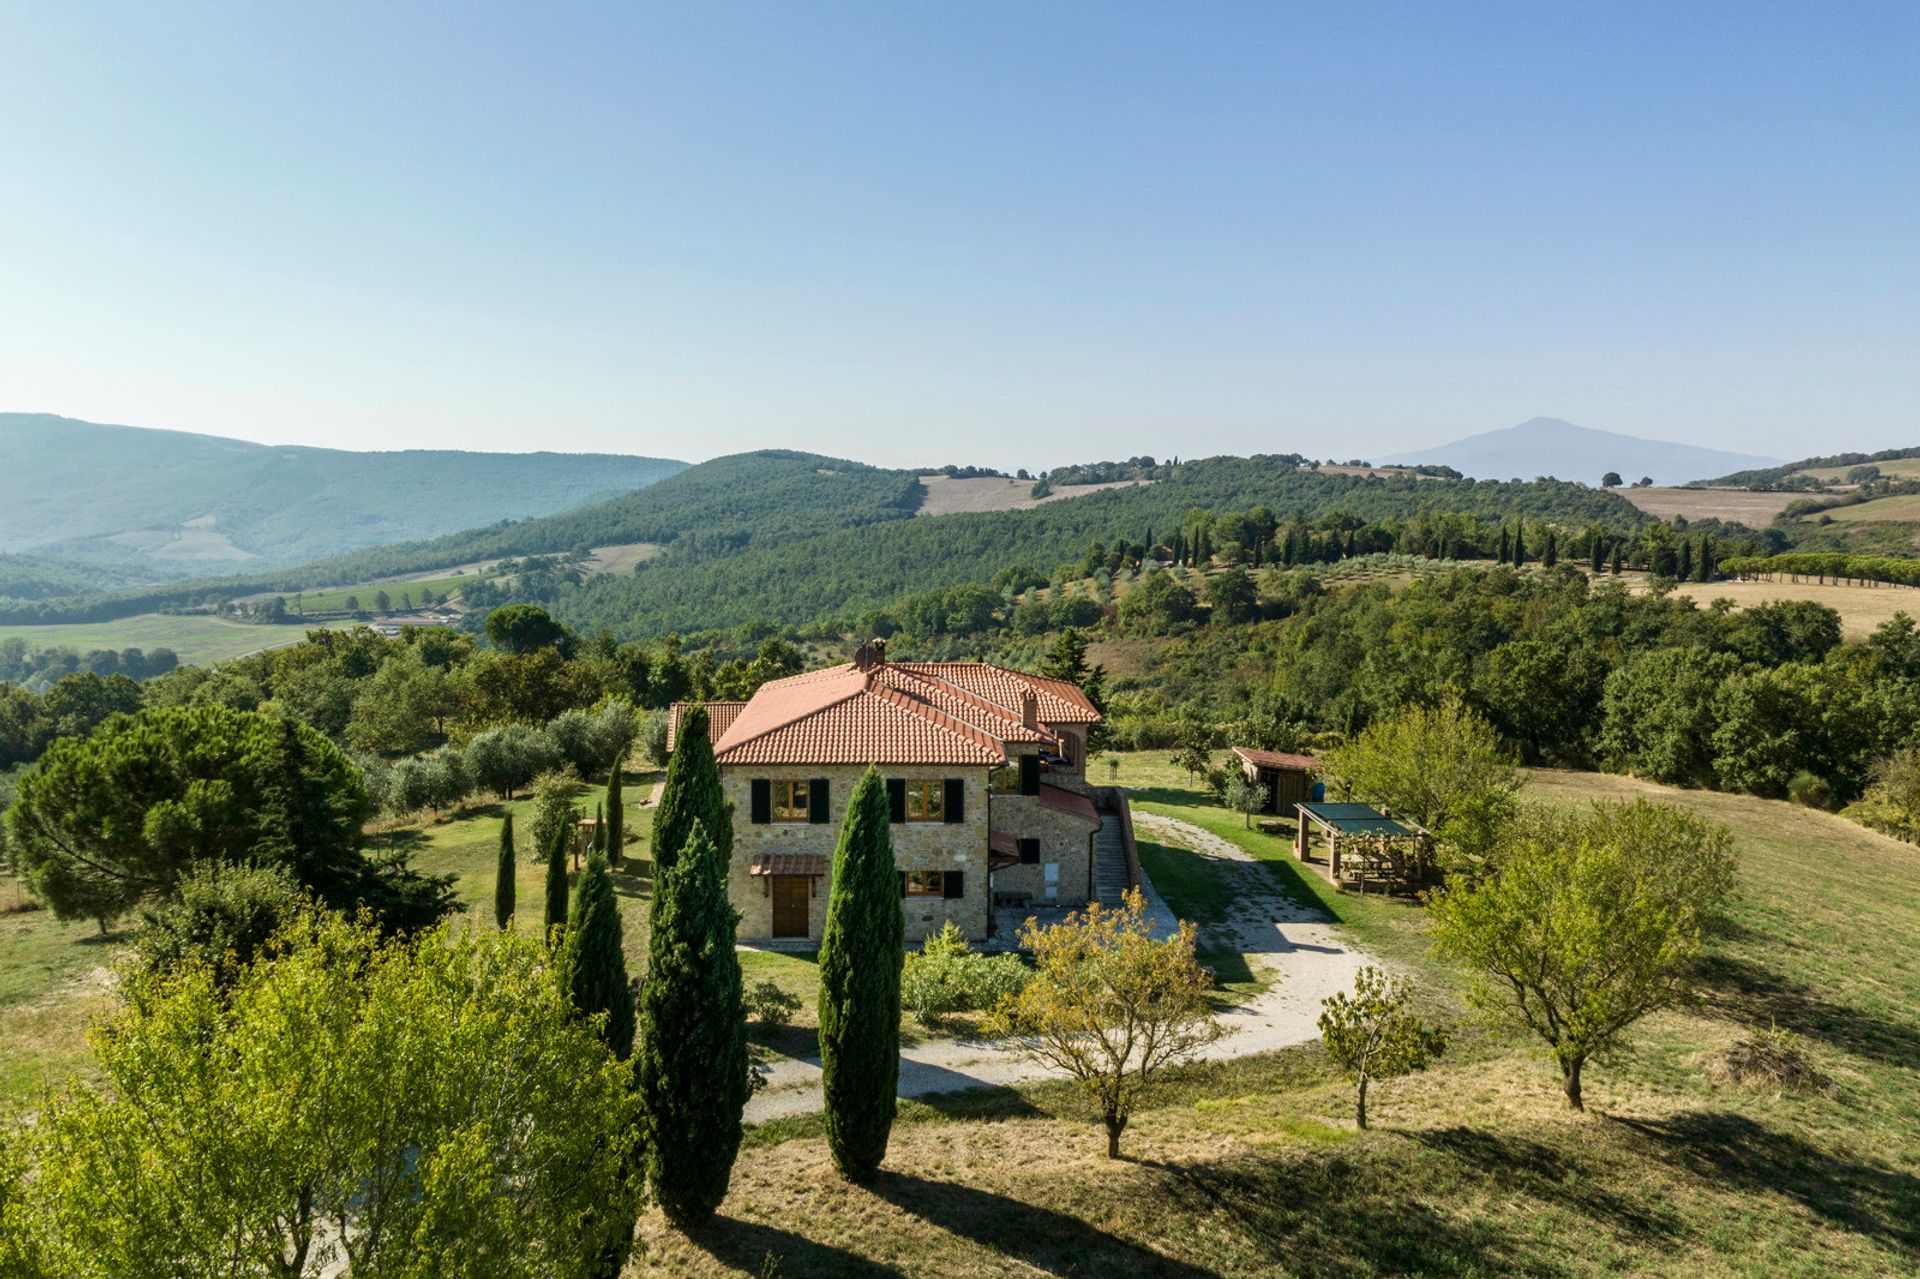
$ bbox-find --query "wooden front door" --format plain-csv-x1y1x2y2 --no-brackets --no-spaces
771,875,811,938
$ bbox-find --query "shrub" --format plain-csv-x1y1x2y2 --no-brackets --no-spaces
133,863,304,984
902,928,1032,1020
1702,1024,1830,1094
744,980,802,1029
1786,770,1833,810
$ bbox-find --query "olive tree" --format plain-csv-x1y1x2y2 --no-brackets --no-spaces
1427,800,1736,1110
990,890,1220,1158
1317,966,1446,1128
5,912,643,1277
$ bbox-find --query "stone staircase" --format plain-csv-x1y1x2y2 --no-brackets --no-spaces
1093,806,1134,907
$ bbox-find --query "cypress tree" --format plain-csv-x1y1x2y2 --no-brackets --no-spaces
653,705,732,874
494,813,515,930
1496,526,1510,564
1696,536,1715,582
560,852,635,1059
636,823,748,1224
593,801,606,857
544,817,569,942
1512,524,1527,565
605,767,625,869
818,766,904,1181
1543,530,1558,568
1676,538,1694,582
1590,532,1606,573
1611,544,1624,575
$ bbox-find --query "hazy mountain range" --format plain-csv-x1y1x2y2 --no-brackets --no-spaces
0,414,685,574
1378,417,1781,487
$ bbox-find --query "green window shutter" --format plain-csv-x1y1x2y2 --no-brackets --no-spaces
886,778,907,823
749,779,771,824
808,777,830,824
898,870,908,898
943,870,964,900
1018,838,1040,864
943,778,964,823
1019,755,1041,796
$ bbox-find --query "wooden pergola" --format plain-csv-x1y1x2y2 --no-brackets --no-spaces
1293,801,1435,894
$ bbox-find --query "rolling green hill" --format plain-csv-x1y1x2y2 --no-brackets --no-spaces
0,413,686,574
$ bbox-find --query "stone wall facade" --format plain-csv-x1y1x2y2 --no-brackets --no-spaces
987,792,1099,906
722,763,992,943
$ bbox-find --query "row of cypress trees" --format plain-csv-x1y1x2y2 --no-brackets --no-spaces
487,704,909,1236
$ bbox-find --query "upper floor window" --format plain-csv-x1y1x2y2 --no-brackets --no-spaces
772,779,809,822
904,779,945,821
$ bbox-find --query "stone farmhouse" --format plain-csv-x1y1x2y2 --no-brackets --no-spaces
668,642,1135,943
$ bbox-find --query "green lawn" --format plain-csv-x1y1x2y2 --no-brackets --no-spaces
275,571,491,615
670,752,1920,1278
0,614,353,667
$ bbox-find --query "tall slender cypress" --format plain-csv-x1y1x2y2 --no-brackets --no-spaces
560,852,635,1059
593,801,606,857
605,767,625,869
637,822,748,1224
1512,523,1527,565
494,813,516,929
1590,532,1606,573
653,705,732,874
1543,530,1558,568
818,766,904,1182
544,817,569,942
1610,544,1624,575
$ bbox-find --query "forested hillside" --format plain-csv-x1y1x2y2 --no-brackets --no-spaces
0,413,685,574
490,458,1650,638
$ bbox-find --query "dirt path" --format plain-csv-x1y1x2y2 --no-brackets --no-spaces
744,810,1372,1121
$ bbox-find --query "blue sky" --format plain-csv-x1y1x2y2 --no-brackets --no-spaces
0,2,1913,468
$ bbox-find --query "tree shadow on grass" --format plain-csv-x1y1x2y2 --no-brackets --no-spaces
1694,953,1920,1068
681,1214,910,1279
610,858,652,902
868,1170,1227,1278
1409,1126,1682,1245
1612,1110,1920,1256
903,1082,1047,1122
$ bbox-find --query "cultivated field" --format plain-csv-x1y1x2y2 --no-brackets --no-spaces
1811,493,1920,524
1795,457,1920,484
915,475,1153,517
0,614,351,666
1619,486,1802,525
1661,578,1920,638
582,541,664,575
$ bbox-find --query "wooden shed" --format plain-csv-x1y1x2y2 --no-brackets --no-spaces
1231,746,1322,814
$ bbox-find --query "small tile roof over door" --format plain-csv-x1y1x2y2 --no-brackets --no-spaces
666,701,747,753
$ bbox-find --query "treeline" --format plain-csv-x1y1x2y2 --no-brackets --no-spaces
1720,552,1920,587
1707,445,1920,488
0,639,179,691
1057,566,1920,812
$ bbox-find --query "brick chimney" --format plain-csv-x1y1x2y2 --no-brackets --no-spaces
1020,690,1038,728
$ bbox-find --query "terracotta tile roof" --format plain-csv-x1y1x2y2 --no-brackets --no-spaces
713,666,1007,766
988,832,1020,869
889,662,1102,724
666,702,747,753
1038,783,1102,827
707,658,1100,767
1232,746,1322,772
749,853,829,876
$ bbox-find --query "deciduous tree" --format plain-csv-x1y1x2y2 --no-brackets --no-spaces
1317,966,1446,1128
990,891,1219,1158
1427,800,1736,1110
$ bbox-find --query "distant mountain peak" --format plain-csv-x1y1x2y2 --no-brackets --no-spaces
1378,418,1781,487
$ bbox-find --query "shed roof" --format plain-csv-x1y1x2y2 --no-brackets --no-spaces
1296,802,1422,838
1232,746,1322,773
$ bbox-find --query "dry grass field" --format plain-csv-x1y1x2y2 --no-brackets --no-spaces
1619,486,1802,524
1661,578,1920,638
1795,457,1920,484
914,475,1152,517
0,614,354,666
1812,492,1920,524
584,541,665,575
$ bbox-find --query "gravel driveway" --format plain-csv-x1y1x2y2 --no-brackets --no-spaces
744,810,1373,1121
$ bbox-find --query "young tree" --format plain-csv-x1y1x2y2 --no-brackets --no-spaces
559,853,634,1060
1317,966,1447,1128
591,801,606,858
1222,771,1269,829
495,813,516,929
1428,800,1736,1110
528,770,580,867
544,819,570,942
636,823,748,1224
605,766,625,869
1323,691,1521,867
4,914,642,1278
652,705,732,873
132,863,303,986
817,766,904,1181
991,891,1220,1158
